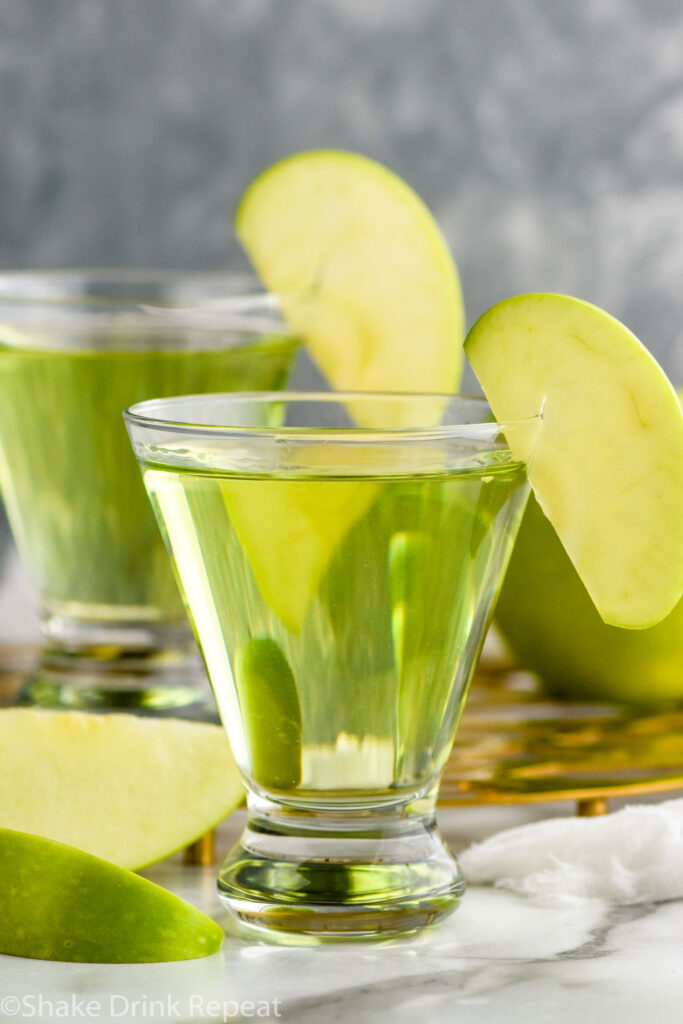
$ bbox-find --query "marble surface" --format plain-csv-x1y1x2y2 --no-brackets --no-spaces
2,804,682,1023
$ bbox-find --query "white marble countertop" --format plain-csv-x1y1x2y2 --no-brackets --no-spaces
2,803,683,1024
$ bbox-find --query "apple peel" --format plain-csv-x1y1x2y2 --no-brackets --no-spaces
465,293,683,628
0,828,224,962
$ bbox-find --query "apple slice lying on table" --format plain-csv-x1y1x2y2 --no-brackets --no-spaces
465,293,683,628
0,709,243,869
0,828,223,963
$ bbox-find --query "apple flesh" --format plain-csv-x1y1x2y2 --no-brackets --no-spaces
0,828,223,962
227,151,467,628
0,709,243,869
235,150,465,424
465,294,683,629
221,476,376,633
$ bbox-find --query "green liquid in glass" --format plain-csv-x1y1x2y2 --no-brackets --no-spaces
142,457,528,798
0,336,298,626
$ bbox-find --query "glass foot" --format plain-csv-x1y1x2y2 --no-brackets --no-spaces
21,645,217,719
218,799,464,939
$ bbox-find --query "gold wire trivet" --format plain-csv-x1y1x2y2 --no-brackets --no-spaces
445,661,683,816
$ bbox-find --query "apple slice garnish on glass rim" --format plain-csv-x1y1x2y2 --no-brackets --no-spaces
465,292,683,629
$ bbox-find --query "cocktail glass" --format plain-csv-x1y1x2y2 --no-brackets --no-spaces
0,271,298,711
126,392,533,936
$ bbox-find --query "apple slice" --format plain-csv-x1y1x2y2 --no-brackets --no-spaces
235,150,465,408
224,153,464,628
236,637,302,790
495,390,683,704
221,476,376,633
465,293,683,628
0,828,223,962
0,709,243,869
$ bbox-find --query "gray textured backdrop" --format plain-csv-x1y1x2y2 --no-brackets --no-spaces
1,0,683,634
2,0,683,374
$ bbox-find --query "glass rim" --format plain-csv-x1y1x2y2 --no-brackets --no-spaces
0,267,260,284
124,391,540,444
0,268,290,338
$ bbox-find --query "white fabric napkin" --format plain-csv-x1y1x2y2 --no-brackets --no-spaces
459,798,683,905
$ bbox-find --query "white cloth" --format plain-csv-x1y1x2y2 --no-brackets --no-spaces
459,799,683,905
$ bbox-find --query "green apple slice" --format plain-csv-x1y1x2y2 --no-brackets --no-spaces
0,828,223,962
235,150,465,411
221,476,376,633
465,293,683,628
227,152,464,627
0,709,243,869
495,391,683,704
236,637,302,790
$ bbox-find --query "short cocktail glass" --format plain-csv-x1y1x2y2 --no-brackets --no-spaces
0,271,298,710
126,392,532,936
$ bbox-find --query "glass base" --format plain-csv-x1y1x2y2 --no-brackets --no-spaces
21,616,217,717
218,797,464,939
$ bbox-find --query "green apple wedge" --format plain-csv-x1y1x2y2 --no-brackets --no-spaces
236,637,302,790
0,828,223,962
220,476,375,634
228,151,465,631
465,293,683,628
495,383,683,703
236,150,464,406
0,709,243,869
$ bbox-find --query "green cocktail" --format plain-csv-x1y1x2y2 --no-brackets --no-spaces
0,272,298,709
126,393,532,936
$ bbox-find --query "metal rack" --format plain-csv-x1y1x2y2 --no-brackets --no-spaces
443,662,683,815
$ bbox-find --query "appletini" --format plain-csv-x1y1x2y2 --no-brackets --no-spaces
127,392,533,934
127,151,683,937
135,395,529,801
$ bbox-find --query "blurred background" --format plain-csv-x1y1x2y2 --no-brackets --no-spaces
1,0,682,639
